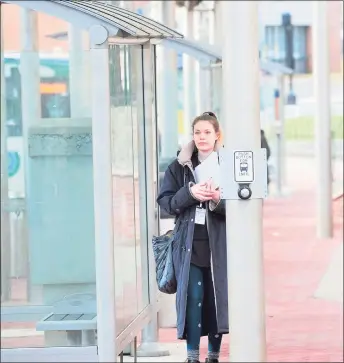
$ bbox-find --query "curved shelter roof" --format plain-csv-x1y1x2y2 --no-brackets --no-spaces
160,38,293,75
161,37,222,66
45,28,293,76
2,0,183,39
4,0,291,75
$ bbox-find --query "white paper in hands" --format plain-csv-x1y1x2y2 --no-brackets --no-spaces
194,152,221,188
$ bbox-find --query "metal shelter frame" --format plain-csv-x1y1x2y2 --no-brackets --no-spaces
5,0,182,38
0,1,182,362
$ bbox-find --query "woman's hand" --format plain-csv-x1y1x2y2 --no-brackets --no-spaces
210,189,220,204
206,179,221,204
190,182,214,202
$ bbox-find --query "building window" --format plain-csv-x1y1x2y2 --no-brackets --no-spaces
265,25,308,73
292,26,308,73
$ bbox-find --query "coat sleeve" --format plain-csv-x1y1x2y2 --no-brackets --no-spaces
157,164,198,216
209,199,226,216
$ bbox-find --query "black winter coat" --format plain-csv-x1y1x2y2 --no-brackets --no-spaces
157,141,229,340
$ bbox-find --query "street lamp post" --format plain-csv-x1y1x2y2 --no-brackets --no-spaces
282,13,297,105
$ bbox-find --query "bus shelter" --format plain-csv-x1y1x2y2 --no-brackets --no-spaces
21,30,292,190
0,1,182,362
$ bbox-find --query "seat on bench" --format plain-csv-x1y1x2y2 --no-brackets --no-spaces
36,293,97,346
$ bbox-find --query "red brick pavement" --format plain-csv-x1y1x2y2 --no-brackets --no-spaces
159,193,344,362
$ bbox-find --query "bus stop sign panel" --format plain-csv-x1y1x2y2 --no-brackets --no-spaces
234,151,254,183
219,148,268,200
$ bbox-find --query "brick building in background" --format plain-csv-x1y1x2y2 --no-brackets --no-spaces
259,0,342,73
2,4,70,54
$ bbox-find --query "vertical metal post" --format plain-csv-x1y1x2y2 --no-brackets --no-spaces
312,1,332,238
20,8,41,303
282,13,296,105
68,25,89,117
210,63,222,119
198,10,212,112
20,9,40,133
274,87,282,195
274,75,285,196
278,75,286,193
1,14,12,302
89,25,117,362
213,1,222,47
136,42,169,358
183,5,196,141
222,2,266,361
199,64,212,112
213,1,223,118
135,43,153,354
160,1,179,158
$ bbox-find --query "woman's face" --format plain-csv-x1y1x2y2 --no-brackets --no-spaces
193,120,219,153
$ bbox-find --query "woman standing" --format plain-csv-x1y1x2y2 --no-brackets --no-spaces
157,112,228,363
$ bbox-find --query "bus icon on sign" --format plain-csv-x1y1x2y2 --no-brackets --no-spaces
240,162,248,173
234,151,254,183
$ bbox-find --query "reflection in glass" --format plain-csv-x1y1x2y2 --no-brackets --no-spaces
154,45,180,233
109,44,149,336
4,53,72,138
1,9,96,348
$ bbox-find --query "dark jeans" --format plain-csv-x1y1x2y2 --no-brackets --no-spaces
186,263,222,354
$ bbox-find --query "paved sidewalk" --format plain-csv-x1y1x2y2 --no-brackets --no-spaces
157,193,343,362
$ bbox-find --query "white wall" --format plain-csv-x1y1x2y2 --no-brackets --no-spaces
259,1,312,26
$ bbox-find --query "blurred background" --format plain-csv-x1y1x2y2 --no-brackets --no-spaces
1,0,343,200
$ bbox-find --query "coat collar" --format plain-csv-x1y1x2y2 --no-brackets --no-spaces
177,140,222,167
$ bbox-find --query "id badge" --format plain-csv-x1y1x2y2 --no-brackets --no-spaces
195,206,206,225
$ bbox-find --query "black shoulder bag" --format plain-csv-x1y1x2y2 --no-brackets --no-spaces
152,168,187,294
